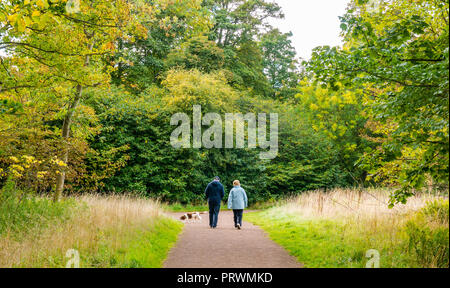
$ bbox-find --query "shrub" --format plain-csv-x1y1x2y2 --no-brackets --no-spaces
406,200,449,268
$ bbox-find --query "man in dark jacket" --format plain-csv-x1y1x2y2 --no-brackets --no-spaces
205,176,225,228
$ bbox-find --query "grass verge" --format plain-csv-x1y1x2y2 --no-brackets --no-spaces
163,202,210,213
0,190,183,268
246,189,448,268
0,180,76,237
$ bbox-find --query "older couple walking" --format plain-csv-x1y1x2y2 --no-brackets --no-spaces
204,176,248,229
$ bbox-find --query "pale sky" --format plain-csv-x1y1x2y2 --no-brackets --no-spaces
0,1,351,61
269,0,351,60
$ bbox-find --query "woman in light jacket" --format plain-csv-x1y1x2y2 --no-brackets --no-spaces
227,180,248,230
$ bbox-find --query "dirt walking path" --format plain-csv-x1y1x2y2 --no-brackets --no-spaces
163,211,302,268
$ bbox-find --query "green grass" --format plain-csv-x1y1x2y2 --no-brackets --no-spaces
246,211,417,268
404,200,449,268
111,217,183,268
0,181,78,238
79,217,184,268
163,202,210,212
16,216,183,268
247,200,449,268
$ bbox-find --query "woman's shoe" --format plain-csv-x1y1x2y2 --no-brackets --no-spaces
237,224,241,230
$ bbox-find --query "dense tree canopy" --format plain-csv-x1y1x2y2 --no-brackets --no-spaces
306,0,449,205
0,0,448,205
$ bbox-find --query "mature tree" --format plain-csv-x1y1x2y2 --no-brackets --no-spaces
0,0,154,200
201,0,285,96
260,29,299,98
110,0,211,93
306,0,449,205
223,40,272,96
295,80,372,185
204,0,283,47
166,35,225,73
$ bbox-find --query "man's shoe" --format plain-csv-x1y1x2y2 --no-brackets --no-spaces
237,224,241,230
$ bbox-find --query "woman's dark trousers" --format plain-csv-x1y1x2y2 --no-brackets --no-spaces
233,209,244,227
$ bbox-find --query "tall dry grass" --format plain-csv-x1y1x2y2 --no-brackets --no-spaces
266,188,448,267
0,195,164,268
278,188,443,220
274,188,445,241
250,188,449,267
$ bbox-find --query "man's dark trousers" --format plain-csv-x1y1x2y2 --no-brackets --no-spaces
205,180,225,228
209,201,220,228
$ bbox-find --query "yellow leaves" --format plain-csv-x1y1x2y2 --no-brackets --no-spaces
101,42,116,51
338,126,347,137
346,143,358,152
342,91,357,105
7,14,18,24
37,171,48,179
330,95,339,104
36,0,49,9
5,155,43,179
53,85,68,95
16,17,27,32
1,154,65,181
9,164,24,179
9,156,19,163
310,103,319,111
332,123,338,132
11,164,25,172
22,155,37,164
51,158,67,167
320,100,331,110
11,171,23,178
6,13,27,32
6,6,43,33
161,69,239,112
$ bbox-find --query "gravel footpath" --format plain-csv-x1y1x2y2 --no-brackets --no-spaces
163,210,302,268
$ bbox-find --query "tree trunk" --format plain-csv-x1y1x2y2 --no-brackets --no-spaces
53,84,83,202
53,38,93,202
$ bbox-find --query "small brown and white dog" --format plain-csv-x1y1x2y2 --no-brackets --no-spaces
180,212,206,223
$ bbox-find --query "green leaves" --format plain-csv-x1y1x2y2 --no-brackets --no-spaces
0,99,23,115
306,0,449,204
260,29,299,97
